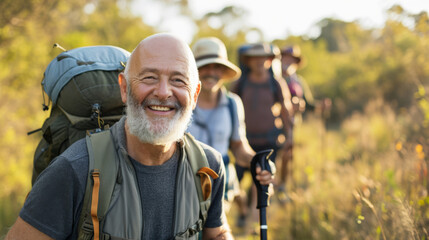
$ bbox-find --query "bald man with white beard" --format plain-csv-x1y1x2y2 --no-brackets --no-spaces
6,34,236,240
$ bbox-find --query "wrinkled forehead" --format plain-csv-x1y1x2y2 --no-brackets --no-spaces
143,39,188,59
129,35,197,76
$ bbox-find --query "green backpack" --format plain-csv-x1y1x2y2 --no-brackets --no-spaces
30,45,130,184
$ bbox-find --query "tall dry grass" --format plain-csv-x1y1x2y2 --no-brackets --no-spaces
228,99,429,240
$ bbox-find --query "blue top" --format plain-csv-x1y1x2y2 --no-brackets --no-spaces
187,88,246,157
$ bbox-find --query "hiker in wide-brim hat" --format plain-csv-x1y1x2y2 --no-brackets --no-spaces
188,37,275,225
193,37,241,82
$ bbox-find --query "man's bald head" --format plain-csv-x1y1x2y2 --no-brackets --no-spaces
124,33,199,93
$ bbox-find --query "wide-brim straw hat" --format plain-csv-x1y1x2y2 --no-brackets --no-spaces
192,37,241,82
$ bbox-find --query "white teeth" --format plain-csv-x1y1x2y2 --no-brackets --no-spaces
150,106,171,111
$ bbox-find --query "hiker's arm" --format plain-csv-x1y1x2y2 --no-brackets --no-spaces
202,224,234,240
276,76,294,151
281,103,293,151
277,74,294,118
229,139,254,167
202,177,234,240
230,140,275,185
228,94,254,167
5,217,53,240
203,153,233,240
280,93,294,151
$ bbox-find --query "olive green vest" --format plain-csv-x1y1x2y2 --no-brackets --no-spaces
77,130,215,240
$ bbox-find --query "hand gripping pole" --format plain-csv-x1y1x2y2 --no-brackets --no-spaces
250,149,274,240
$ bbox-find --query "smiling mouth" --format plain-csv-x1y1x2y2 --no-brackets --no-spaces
149,105,173,112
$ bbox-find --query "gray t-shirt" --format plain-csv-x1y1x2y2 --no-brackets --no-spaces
129,151,178,239
20,119,225,240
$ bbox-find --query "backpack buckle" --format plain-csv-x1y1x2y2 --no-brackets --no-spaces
176,219,203,239
189,219,203,236
81,217,94,234
91,103,104,131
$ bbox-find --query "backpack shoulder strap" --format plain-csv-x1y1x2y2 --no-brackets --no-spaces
183,133,219,224
226,92,237,144
77,130,118,240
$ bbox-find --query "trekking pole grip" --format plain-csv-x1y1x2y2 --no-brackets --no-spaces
250,149,274,209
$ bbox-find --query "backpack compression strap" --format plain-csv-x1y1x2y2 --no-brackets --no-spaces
78,130,118,240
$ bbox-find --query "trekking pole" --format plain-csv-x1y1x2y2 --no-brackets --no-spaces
250,149,274,240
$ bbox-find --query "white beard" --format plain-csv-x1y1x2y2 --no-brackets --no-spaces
126,89,193,145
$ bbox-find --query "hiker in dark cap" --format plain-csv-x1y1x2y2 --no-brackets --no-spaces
281,44,332,116
6,33,258,240
231,42,294,227
281,45,315,115
188,37,275,215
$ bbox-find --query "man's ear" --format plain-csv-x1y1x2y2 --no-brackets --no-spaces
118,73,127,104
192,81,201,110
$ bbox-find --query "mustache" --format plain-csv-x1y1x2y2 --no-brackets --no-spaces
200,75,220,82
141,98,182,110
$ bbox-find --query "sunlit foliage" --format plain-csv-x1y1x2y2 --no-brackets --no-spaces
1,1,428,239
